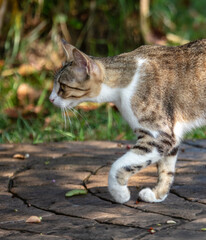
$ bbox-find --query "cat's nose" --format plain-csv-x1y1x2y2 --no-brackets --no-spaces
49,97,54,103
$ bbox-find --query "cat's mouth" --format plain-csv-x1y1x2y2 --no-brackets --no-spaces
49,91,77,109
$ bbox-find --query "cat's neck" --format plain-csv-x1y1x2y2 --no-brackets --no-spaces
91,56,146,130
96,54,137,88
93,55,145,104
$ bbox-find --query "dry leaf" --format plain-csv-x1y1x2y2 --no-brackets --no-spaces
17,83,41,105
0,59,4,68
13,153,29,159
26,216,41,223
1,68,17,77
117,143,123,148
115,133,125,141
18,64,36,76
4,108,19,118
13,154,26,159
166,220,176,224
77,102,102,111
23,104,43,115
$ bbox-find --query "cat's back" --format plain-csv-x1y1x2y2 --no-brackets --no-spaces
133,39,206,81
134,39,206,57
132,39,206,123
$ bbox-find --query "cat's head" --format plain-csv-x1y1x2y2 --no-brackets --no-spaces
49,40,102,109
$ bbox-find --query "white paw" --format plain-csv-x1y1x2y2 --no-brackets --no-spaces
139,188,167,203
108,173,130,204
108,184,130,204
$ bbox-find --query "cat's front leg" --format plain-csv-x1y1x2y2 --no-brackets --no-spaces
108,128,179,203
108,148,160,204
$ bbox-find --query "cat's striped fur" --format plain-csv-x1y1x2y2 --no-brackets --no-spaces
50,39,206,203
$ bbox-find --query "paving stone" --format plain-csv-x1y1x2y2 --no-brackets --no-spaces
0,214,145,240
177,217,206,231
141,229,206,240
88,164,206,221
0,232,72,240
0,193,51,223
1,141,206,239
178,143,206,161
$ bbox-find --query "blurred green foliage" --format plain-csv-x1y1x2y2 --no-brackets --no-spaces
0,0,206,143
1,0,206,63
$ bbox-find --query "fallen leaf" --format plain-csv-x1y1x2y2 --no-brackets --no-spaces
1,68,18,77
115,133,125,140
4,108,19,118
17,83,41,105
18,64,36,76
13,154,26,159
77,102,102,111
117,143,123,148
0,60,4,70
26,216,41,223
0,59,4,67
148,227,156,234
201,228,206,231
13,153,29,159
65,189,88,197
166,220,176,224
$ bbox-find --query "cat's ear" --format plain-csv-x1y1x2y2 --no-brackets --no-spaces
61,39,75,61
72,48,100,76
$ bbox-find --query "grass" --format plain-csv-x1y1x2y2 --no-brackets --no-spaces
0,104,135,144
1,70,206,144
1,0,206,144
0,71,135,143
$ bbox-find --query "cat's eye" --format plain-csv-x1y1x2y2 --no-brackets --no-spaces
59,83,67,92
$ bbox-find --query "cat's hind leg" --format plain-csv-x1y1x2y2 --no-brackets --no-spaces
139,147,178,203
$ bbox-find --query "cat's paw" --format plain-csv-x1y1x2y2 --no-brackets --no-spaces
108,184,130,204
139,188,167,203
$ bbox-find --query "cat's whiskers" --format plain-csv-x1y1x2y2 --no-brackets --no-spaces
61,107,67,128
65,108,72,127
71,107,92,131
65,107,81,130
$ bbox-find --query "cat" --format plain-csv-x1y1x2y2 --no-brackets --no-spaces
50,39,206,204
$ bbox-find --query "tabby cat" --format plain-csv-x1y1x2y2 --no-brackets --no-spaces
50,39,206,203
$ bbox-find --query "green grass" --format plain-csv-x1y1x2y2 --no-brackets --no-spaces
0,105,135,144
1,0,206,143
185,126,206,140
1,71,206,144
0,71,135,143
1,103,206,144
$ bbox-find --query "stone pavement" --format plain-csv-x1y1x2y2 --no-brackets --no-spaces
1,140,206,240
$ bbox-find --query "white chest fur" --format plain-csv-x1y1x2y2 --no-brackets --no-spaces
94,58,145,130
